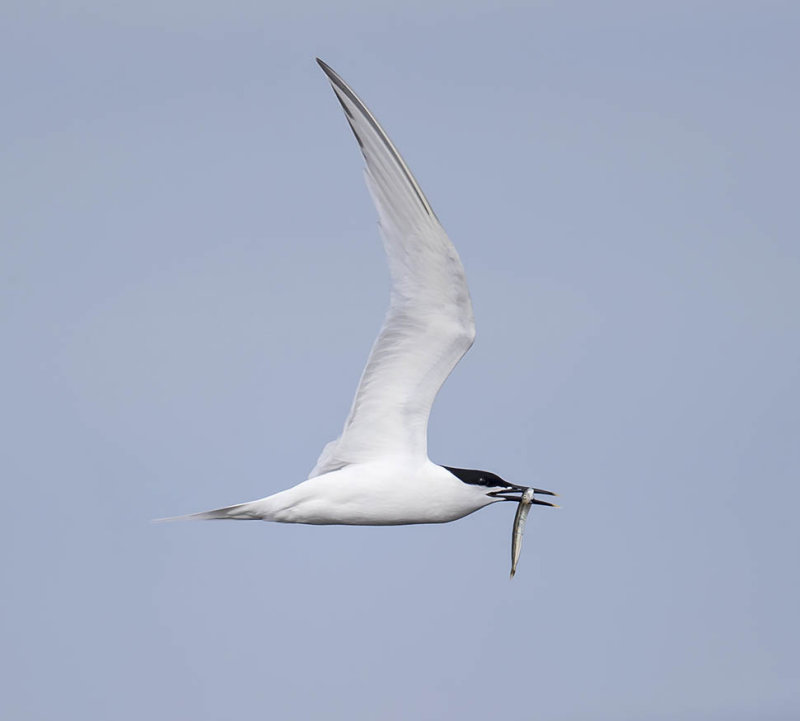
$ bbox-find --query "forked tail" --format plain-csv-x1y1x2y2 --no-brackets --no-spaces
154,501,263,523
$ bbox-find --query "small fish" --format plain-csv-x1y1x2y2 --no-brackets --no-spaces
510,487,535,578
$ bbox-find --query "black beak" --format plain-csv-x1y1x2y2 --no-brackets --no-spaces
488,485,559,506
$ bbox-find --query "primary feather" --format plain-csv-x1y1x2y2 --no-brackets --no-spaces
308,59,476,478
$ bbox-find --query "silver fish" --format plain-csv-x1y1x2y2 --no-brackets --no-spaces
510,487,535,578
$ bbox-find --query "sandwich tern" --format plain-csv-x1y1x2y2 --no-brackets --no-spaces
165,59,558,572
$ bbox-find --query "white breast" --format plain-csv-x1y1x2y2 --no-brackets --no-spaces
254,461,496,525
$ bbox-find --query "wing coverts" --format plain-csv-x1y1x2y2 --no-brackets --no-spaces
309,60,476,478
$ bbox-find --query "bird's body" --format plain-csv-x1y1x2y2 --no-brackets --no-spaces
192,461,496,525
165,59,556,568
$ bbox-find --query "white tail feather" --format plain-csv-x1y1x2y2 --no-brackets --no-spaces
153,501,261,523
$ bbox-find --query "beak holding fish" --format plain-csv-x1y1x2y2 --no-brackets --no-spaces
508,486,559,579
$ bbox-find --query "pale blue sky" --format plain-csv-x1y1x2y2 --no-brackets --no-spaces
2,2,799,719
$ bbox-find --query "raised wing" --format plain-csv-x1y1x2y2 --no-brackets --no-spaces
309,59,475,478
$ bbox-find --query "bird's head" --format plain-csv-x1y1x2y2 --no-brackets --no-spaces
444,466,558,506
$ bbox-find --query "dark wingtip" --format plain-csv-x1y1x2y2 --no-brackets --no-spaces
315,59,355,106
316,58,337,81
313,55,437,219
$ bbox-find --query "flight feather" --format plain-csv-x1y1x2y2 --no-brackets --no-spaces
309,60,476,478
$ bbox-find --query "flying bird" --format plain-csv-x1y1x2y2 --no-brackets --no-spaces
165,59,557,571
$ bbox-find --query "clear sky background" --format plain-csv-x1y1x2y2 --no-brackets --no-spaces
3,1,799,719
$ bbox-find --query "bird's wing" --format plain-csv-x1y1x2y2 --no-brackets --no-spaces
308,59,475,479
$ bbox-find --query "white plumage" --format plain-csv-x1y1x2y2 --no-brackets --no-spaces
164,60,557,534
307,61,475,480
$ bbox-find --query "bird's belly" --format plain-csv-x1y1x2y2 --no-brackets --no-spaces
286,501,472,526
267,467,486,526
